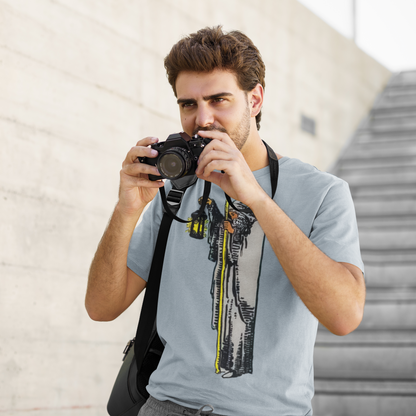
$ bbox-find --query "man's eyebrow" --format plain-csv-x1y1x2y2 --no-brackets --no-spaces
177,92,234,105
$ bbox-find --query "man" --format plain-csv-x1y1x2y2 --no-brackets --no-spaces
86,26,365,415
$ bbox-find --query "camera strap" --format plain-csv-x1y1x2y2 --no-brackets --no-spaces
159,179,211,224
159,140,279,222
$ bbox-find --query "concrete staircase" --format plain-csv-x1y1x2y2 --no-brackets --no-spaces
312,70,416,416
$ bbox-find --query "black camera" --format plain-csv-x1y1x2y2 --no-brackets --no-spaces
139,132,211,181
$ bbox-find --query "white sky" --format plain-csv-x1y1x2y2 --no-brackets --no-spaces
297,0,416,72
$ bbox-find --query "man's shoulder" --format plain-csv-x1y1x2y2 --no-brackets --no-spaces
279,157,346,189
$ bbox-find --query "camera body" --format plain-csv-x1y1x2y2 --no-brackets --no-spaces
139,132,211,181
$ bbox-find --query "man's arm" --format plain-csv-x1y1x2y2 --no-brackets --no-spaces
196,131,365,336
250,195,365,336
85,137,164,321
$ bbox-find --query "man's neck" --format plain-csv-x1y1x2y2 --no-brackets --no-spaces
242,133,270,171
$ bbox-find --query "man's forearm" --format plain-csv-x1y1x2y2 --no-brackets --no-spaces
250,194,365,336
85,204,144,321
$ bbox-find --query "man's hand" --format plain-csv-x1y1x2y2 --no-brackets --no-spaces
118,136,164,217
195,130,268,208
86,136,163,321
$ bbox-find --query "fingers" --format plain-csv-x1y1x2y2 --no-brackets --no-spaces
123,159,160,179
120,169,164,189
120,136,163,188
194,130,259,205
123,136,160,175
196,137,243,178
196,153,236,178
123,136,159,166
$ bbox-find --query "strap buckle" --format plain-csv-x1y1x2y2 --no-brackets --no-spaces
122,338,135,361
164,189,185,213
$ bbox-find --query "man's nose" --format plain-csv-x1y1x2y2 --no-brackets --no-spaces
195,104,215,128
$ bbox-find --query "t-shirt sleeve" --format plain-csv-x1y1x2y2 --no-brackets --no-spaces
309,179,365,274
127,193,164,282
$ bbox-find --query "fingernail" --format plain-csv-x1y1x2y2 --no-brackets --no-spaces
150,150,158,156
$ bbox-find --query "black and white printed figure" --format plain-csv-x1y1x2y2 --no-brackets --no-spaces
188,197,265,378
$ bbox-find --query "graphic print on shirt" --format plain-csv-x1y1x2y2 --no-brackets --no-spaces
187,197,264,378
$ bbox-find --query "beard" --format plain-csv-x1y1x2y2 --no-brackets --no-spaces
192,102,251,151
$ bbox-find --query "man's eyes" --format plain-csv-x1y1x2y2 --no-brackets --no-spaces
180,98,225,109
181,102,195,108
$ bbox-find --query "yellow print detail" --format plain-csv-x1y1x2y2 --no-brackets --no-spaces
185,217,208,238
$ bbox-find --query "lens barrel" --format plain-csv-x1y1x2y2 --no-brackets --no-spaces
157,147,192,180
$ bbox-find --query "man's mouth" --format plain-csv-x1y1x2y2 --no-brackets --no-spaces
192,125,227,136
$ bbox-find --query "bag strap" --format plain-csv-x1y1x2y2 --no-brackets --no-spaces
133,186,186,371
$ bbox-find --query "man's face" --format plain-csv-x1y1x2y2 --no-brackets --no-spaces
175,69,252,150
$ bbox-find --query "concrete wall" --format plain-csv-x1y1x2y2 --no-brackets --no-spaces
0,0,390,414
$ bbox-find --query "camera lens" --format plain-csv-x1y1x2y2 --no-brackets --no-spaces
157,147,192,179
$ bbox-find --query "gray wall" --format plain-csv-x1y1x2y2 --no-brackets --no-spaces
0,0,390,414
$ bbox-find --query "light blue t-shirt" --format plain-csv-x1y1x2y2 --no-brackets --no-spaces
127,157,364,416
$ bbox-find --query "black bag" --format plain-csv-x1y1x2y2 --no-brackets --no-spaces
106,329,164,415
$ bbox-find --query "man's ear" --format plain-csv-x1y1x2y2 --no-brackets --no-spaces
248,84,264,117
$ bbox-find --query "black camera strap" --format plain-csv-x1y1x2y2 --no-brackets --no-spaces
159,180,211,224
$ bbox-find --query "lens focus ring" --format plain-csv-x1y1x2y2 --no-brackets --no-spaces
157,147,192,180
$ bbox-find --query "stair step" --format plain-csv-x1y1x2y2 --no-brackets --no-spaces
371,104,416,117
342,139,416,159
338,155,416,170
360,127,416,140
312,381,416,416
350,183,416,200
314,379,416,396
316,328,416,345
314,379,416,395
360,300,416,329
354,199,416,216
355,134,416,144
340,170,416,186
378,94,416,107
358,215,416,229
355,133,416,146
361,248,416,265
366,287,416,302
340,165,416,178
369,115,416,130
383,84,416,96
364,264,416,287
359,228,416,249
314,344,416,379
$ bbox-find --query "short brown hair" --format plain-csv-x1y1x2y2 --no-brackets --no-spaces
164,26,266,130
